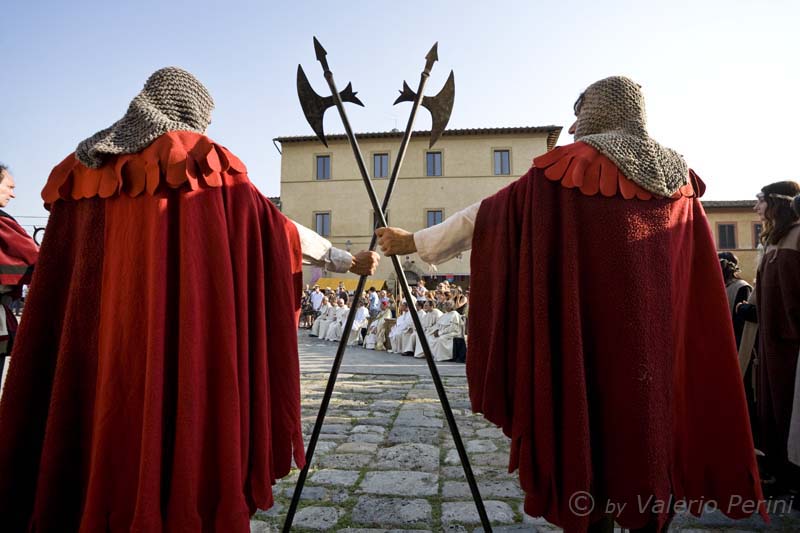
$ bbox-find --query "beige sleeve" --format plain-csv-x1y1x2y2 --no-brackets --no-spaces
413,201,481,266
292,220,353,273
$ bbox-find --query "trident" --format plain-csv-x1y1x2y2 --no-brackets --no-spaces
282,38,491,532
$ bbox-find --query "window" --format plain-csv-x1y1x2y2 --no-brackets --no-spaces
718,223,736,250
753,223,763,248
373,153,389,179
426,152,442,177
426,209,443,228
316,155,331,180
314,212,331,237
494,150,510,175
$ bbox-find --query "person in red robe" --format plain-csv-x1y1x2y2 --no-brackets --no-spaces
377,76,765,532
0,163,39,378
0,67,377,532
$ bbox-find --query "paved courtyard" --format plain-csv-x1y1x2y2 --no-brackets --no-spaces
250,332,800,532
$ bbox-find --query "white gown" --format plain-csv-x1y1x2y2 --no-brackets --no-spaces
316,305,338,340
310,303,331,336
389,311,415,354
414,308,443,358
364,308,391,349
325,306,350,342
347,306,370,346
430,311,463,361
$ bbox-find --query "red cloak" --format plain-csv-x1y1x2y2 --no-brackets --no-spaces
0,212,38,288
467,142,765,532
0,131,304,532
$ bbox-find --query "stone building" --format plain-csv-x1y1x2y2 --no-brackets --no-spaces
275,126,763,287
275,126,561,287
702,200,761,282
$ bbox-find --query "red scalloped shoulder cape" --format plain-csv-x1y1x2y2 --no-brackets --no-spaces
0,131,304,532
0,213,38,287
467,142,764,532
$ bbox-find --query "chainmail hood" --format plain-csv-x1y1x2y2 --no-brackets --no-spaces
75,67,214,168
573,76,688,197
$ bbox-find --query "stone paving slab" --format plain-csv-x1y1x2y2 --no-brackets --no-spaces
442,480,524,499
375,443,439,471
293,505,342,530
348,432,385,443
351,496,432,526
441,501,516,525
318,453,375,469
360,471,439,496
387,426,440,445
250,332,800,532
309,469,360,486
337,441,380,454
338,530,433,533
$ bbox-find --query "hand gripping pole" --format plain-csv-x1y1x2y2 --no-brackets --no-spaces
284,38,490,532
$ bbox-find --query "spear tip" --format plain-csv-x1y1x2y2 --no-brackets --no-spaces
425,42,439,64
313,37,328,62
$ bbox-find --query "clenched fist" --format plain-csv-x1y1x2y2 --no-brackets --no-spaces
349,250,380,276
375,227,417,256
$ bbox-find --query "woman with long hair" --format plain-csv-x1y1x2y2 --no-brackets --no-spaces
743,180,800,495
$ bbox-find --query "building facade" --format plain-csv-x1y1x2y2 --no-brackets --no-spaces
276,127,762,287
275,126,561,287
702,200,761,282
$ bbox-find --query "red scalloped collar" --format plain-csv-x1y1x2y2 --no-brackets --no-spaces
42,131,249,207
532,142,702,200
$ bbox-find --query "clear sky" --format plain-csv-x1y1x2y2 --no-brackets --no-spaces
2,0,798,234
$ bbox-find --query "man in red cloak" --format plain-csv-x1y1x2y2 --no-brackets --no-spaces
377,76,764,532
0,67,378,532
0,163,39,379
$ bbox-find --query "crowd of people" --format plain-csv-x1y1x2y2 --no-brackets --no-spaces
300,279,469,362
720,182,800,498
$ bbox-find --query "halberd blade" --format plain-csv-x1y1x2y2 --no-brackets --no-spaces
422,70,455,148
297,64,332,147
340,82,365,107
393,81,416,105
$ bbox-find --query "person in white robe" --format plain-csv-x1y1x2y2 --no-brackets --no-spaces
389,302,416,355
309,297,331,337
415,300,443,358
346,301,370,346
364,301,392,350
324,299,350,342
430,300,464,361
316,299,340,340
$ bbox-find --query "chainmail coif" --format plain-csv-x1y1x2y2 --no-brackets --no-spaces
75,67,215,168
573,76,688,197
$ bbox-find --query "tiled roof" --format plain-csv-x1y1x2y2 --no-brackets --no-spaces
274,126,563,151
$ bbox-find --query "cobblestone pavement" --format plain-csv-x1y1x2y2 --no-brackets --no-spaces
250,333,800,532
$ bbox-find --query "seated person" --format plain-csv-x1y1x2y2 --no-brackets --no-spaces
324,299,349,342
346,300,370,346
388,301,415,355
309,296,332,337
414,299,442,358
429,300,464,362
364,300,392,350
